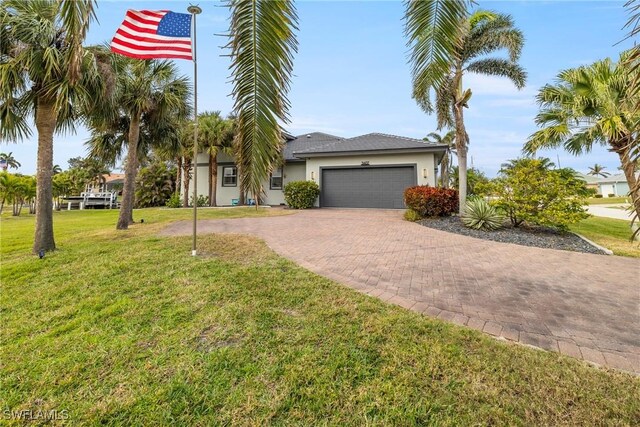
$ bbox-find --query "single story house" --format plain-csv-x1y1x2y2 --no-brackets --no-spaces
597,173,631,197
186,132,447,209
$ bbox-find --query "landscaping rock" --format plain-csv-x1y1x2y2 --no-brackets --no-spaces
418,216,607,255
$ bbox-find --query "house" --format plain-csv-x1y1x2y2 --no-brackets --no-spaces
575,172,601,193
597,173,631,197
85,173,125,194
186,132,447,209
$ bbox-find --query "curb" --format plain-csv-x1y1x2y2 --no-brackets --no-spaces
572,232,614,255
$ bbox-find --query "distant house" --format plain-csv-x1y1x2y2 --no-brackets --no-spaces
575,172,600,192
576,171,635,198
185,132,447,208
597,173,631,198
86,173,125,195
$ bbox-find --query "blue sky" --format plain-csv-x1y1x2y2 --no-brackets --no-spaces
3,0,635,176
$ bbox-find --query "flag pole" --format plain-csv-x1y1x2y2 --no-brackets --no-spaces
188,4,202,256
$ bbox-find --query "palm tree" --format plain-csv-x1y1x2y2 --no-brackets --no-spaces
0,152,21,170
52,164,62,175
0,0,102,252
524,50,640,222
86,54,191,229
409,10,526,213
198,112,235,206
424,130,456,188
228,0,298,203
587,164,610,178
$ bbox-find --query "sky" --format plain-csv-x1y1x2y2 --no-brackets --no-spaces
2,0,635,177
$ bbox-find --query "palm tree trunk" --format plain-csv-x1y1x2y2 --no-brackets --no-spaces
440,151,449,188
615,141,640,220
117,114,140,230
210,154,218,207
33,98,56,253
176,157,182,195
208,152,214,206
182,158,191,207
454,104,469,214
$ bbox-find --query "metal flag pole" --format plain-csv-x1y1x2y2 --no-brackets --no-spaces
188,4,202,256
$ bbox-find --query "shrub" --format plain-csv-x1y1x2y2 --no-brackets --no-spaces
403,186,458,218
165,193,181,208
284,181,320,209
461,197,504,231
594,194,603,198
404,209,422,222
482,158,590,230
608,193,616,198
190,195,209,207
135,162,176,208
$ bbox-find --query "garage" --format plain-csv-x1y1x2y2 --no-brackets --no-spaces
321,166,416,209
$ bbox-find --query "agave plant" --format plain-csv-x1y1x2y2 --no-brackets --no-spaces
461,197,504,231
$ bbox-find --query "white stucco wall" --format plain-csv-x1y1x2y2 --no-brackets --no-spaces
305,152,436,185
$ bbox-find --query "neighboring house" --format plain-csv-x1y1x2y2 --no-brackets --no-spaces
86,173,125,195
186,132,447,209
597,173,631,197
575,172,600,192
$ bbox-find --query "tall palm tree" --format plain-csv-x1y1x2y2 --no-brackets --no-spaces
587,164,610,178
52,164,62,175
198,112,235,206
227,0,298,203
0,152,21,170
0,0,101,252
424,130,456,187
86,54,191,229
525,51,640,221
409,10,526,213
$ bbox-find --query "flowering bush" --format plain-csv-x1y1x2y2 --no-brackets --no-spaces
403,186,458,218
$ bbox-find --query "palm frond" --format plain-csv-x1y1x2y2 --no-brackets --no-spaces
405,0,471,93
227,0,298,200
466,58,526,89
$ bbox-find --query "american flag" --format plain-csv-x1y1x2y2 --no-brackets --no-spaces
111,10,193,60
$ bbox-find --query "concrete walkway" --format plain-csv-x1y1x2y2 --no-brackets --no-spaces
161,209,640,373
586,204,633,220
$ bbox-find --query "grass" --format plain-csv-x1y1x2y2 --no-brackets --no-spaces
570,216,640,258
1,209,639,425
587,196,630,205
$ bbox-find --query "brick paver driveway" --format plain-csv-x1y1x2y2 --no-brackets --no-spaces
162,209,640,373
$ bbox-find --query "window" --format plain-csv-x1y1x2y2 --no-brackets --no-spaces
222,166,237,187
270,167,283,190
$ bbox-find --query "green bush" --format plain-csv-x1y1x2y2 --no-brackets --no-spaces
403,186,458,217
135,162,176,208
404,209,422,222
461,197,504,231
594,194,603,198
482,158,590,230
165,193,181,208
608,193,616,198
190,195,209,207
284,181,320,209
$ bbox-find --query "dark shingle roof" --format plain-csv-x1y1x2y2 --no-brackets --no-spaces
292,132,445,157
283,132,343,161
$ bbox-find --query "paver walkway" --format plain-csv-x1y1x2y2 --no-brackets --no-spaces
161,209,640,373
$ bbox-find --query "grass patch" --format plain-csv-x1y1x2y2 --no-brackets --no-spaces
1,209,639,424
587,196,630,205
570,216,640,258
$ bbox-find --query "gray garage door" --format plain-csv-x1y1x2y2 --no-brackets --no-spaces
321,166,416,209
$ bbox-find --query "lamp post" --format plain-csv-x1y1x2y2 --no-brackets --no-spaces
188,4,202,256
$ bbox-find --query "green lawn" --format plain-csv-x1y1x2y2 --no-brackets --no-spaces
570,216,640,258
587,196,630,205
1,209,639,425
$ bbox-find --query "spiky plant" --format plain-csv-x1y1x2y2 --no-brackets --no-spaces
461,197,504,231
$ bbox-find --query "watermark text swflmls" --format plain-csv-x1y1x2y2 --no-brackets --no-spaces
3,408,69,421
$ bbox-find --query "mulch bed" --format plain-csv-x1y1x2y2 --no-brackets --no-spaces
418,216,607,255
